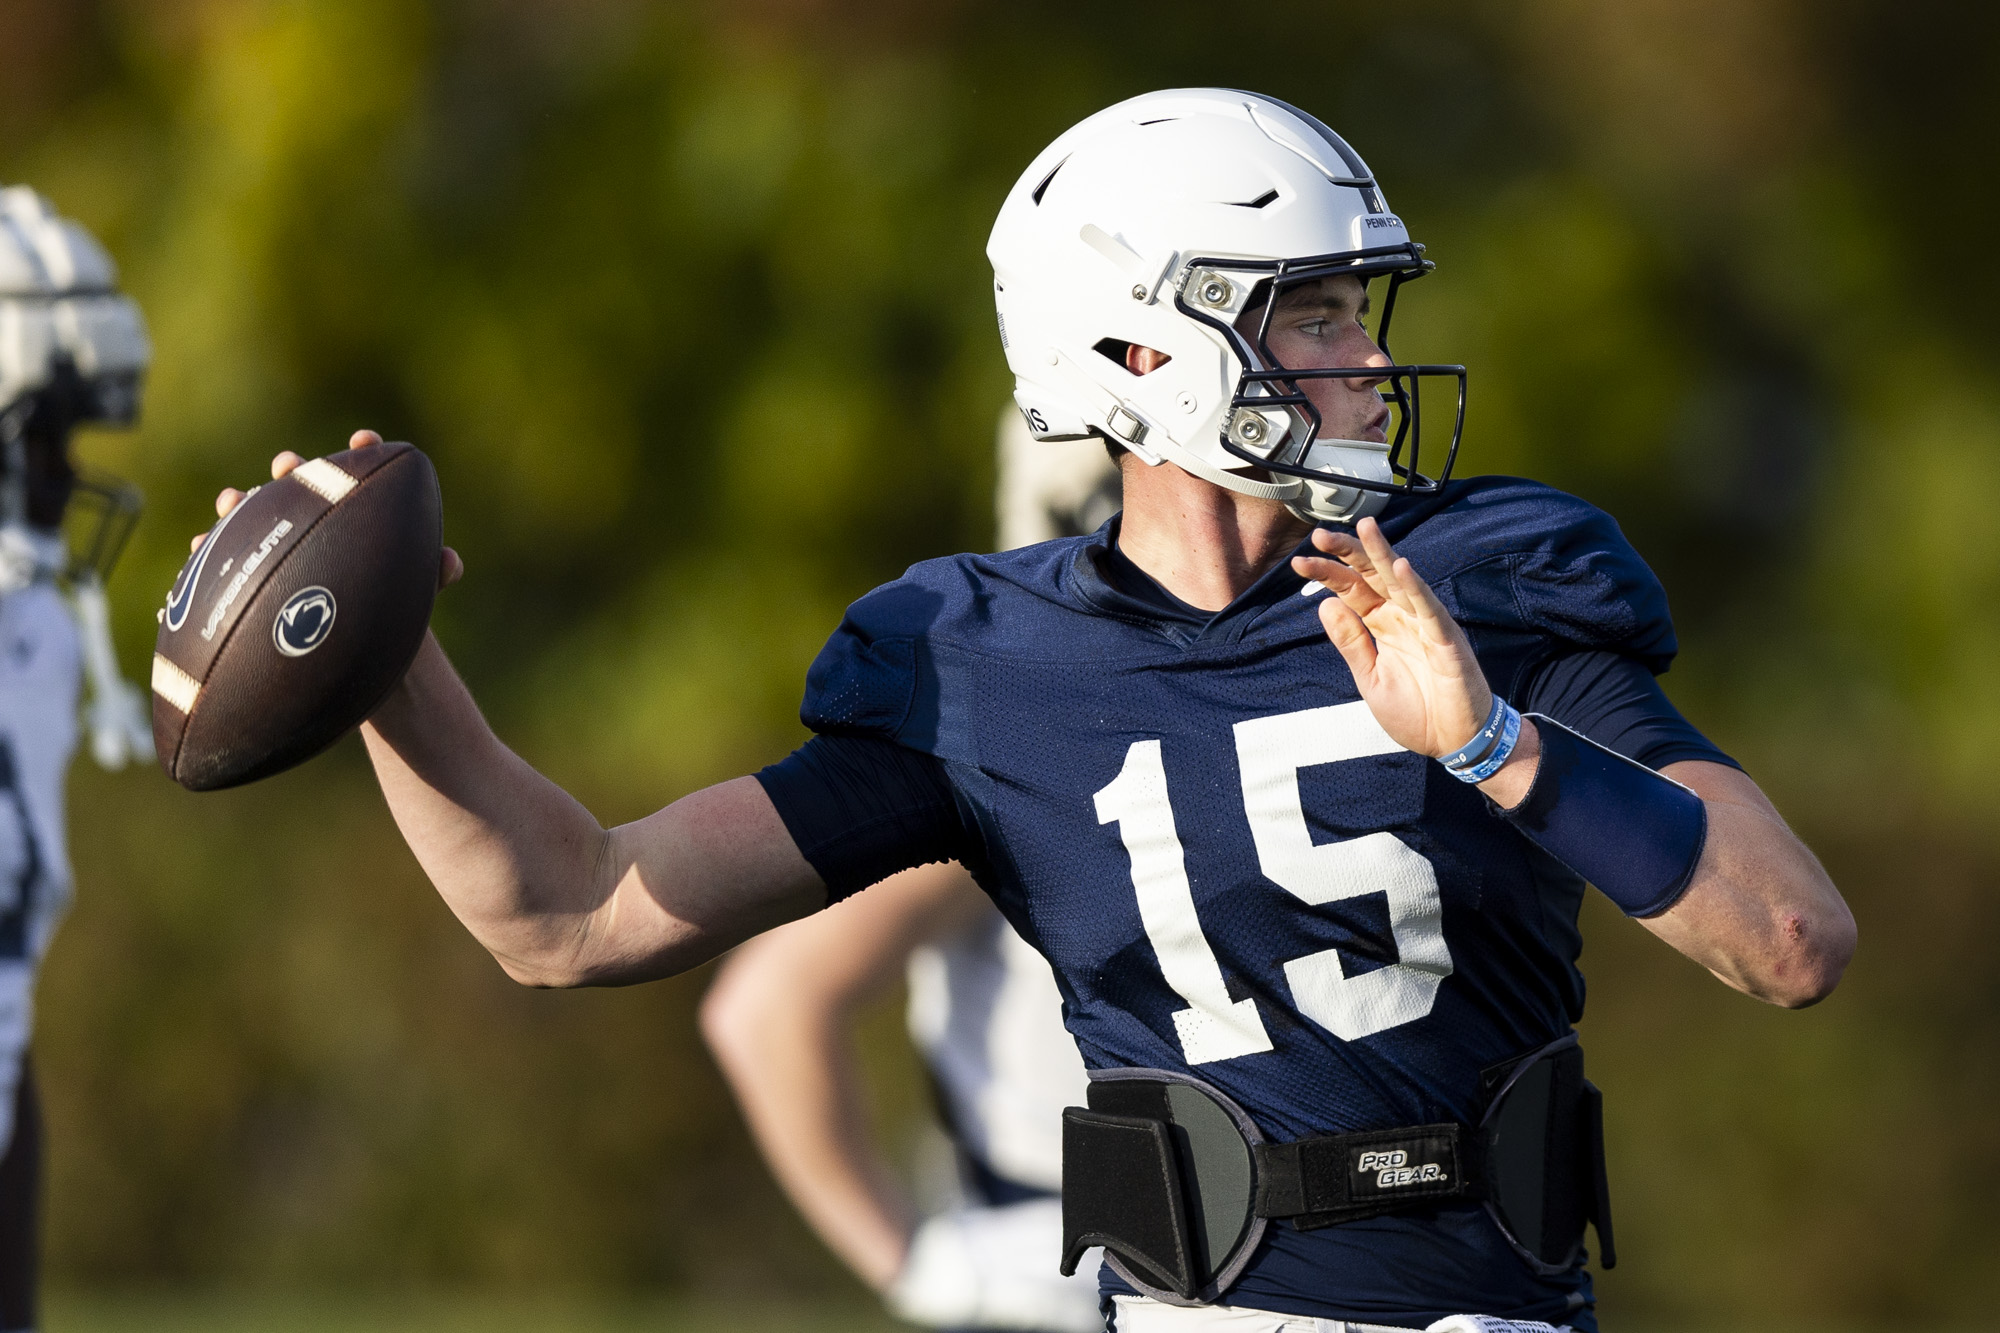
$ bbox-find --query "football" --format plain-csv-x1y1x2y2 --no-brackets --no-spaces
150,441,442,791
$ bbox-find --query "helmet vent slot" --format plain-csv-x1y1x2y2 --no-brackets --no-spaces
1093,338,1171,376
1031,156,1069,206
1229,190,1279,209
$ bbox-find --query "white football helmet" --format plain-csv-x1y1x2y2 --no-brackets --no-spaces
987,89,1464,523
0,184,150,581
0,185,149,431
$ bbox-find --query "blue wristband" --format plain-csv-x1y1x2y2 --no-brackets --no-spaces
1439,695,1521,784
1500,714,1708,917
1437,694,1507,769
1451,702,1521,784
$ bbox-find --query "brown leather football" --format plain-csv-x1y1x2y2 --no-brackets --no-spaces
151,441,442,791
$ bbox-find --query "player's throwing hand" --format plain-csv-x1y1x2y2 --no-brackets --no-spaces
193,429,464,589
1292,518,1494,762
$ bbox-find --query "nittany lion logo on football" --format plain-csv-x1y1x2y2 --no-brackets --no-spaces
273,587,336,658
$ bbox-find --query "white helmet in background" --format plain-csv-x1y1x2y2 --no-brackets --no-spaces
0,186,149,431
0,184,150,578
987,89,1464,524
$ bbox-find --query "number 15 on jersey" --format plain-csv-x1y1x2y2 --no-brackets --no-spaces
1094,702,1453,1064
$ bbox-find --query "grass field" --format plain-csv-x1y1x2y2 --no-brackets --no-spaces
44,1293,908,1333
39,1295,1991,1333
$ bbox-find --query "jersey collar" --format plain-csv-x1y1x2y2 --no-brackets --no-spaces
1066,516,1318,647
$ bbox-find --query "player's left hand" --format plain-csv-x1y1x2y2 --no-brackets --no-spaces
1292,517,1493,759
887,1200,1101,1333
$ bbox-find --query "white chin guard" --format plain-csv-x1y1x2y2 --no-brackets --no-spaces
1286,438,1393,524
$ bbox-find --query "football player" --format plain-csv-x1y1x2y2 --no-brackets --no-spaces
215,90,1855,1330
0,185,153,1333
699,417,1114,1333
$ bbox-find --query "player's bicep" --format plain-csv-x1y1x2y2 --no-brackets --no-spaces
582,776,827,985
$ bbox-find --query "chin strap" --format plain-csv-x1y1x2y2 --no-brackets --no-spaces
1284,484,1387,525
1151,432,1303,504
1282,438,1394,524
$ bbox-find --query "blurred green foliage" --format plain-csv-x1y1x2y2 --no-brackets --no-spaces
48,1290,904,1332
4,0,1999,1323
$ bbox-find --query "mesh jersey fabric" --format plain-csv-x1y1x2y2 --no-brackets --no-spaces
757,497,1736,905
757,475,1733,1329
759,646,1731,903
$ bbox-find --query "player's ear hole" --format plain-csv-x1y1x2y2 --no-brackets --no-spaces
1094,338,1172,376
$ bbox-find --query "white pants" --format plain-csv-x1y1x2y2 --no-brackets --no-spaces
1111,1297,1571,1333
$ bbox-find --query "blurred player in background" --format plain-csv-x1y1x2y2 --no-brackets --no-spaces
0,186,154,1333
701,412,1118,1333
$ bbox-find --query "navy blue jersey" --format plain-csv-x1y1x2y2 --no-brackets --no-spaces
771,476,1732,1327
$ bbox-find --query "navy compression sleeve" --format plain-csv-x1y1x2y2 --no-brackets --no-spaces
1498,651,1732,917
1502,715,1708,917
755,735,976,905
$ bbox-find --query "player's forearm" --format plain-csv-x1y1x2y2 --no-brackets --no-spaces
731,1048,915,1290
701,973,915,1288
360,632,620,983
1645,765,1854,1008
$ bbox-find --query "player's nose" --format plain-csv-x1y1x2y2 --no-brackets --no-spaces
1345,329,1392,389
